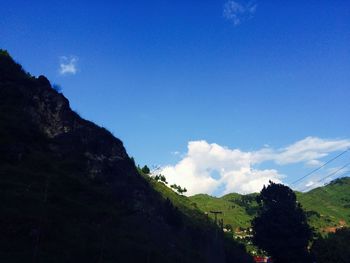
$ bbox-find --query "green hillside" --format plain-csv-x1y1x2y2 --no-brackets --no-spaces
190,177,350,234
190,193,256,230
297,177,350,232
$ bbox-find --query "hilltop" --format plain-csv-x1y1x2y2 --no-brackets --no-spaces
190,177,350,234
0,50,252,263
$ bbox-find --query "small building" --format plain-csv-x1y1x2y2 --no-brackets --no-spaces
253,256,272,263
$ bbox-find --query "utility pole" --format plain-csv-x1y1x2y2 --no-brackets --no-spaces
209,211,222,225
209,211,223,240
219,218,224,230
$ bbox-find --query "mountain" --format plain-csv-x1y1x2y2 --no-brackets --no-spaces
0,50,253,263
297,177,350,232
190,193,258,230
189,177,350,234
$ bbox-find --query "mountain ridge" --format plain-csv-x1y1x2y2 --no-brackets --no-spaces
0,50,253,263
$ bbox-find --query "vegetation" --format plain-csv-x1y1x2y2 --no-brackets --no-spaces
141,165,150,174
296,177,350,233
154,174,168,184
189,177,350,235
170,184,187,195
190,193,258,230
252,181,313,263
144,175,254,262
311,227,350,263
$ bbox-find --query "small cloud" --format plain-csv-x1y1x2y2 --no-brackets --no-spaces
171,151,180,156
223,1,257,26
305,181,314,187
304,180,323,189
306,159,324,167
59,56,78,75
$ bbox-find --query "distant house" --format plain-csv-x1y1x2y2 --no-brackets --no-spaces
253,256,272,263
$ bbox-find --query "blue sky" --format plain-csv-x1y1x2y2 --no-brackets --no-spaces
1,0,350,195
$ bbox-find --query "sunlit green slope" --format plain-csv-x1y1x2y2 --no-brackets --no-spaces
189,177,350,233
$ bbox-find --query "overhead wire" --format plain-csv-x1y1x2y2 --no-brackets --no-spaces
299,162,350,193
290,148,350,186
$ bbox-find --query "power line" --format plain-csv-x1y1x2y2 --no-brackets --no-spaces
315,162,350,183
299,161,350,193
298,170,350,212
290,148,350,186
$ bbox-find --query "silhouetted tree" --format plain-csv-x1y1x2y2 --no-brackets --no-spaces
141,165,150,174
179,187,187,194
154,174,168,184
252,181,313,263
311,228,350,263
170,184,187,195
0,49,10,57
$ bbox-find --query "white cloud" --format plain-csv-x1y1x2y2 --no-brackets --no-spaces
160,137,350,196
161,140,283,196
306,159,324,167
252,137,350,165
304,180,324,189
223,1,257,26
59,56,78,75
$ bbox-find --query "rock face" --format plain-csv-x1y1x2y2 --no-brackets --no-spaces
0,50,253,263
31,75,133,181
1,60,130,180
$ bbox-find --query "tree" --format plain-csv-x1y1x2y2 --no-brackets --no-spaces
178,187,187,195
154,174,168,184
170,184,187,195
0,49,10,57
252,181,313,263
141,165,150,174
52,84,62,93
311,228,350,263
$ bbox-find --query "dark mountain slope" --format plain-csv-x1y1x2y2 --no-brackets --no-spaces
0,50,253,263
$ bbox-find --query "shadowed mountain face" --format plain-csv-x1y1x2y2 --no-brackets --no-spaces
0,50,253,263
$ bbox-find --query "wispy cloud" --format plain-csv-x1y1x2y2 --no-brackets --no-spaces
160,137,350,196
59,56,78,75
252,137,350,165
223,1,257,26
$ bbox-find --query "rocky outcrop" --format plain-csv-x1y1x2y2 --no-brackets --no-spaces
30,76,131,180
0,55,131,181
